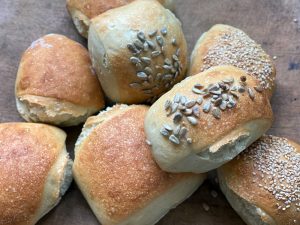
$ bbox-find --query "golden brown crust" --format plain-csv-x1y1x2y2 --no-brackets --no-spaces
73,105,198,223
0,123,66,225
146,65,273,155
66,0,171,19
15,34,105,109
189,24,276,98
218,136,300,225
88,0,187,104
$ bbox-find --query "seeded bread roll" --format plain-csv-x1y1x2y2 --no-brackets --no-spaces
189,24,276,98
66,0,175,38
15,34,105,127
0,123,73,225
88,0,187,104
145,65,273,173
73,104,206,225
218,135,300,225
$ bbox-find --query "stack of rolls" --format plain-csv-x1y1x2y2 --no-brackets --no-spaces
6,0,298,224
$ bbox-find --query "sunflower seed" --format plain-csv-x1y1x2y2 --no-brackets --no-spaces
171,68,177,74
155,73,162,81
219,101,227,111
174,94,181,103
127,43,138,53
197,96,203,105
174,61,179,68
214,98,223,106
172,54,179,61
164,100,172,110
163,65,172,70
187,138,193,144
146,139,152,146
164,58,172,65
137,31,146,42
149,30,157,37
222,93,229,100
212,95,219,100
203,101,211,113
174,125,181,136
160,127,169,136
183,108,193,116
240,76,247,82
137,72,148,80
230,91,239,98
178,104,186,110
161,27,168,36
143,89,152,95
151,51,161,57
172,38,177,46
192,106,200,117
180,96,187,105
185,100,196,108
208,84,219,92
230,86,238,91
130,57,141,64
223,77,234,83
171,103,179,113
238,86,245,93
163,74,173,81
187,116,198,125
212,108,221,119
179,127,188,139
192,87,205,94
129,83,141,89
254,86,263,93
156,35,164,46
163,124,173,131
147,40,156,50
173,112,183,123
176,48,180,56
144,67,153,75
141,57,151,65
248,87,255,100
143,42,149,51
210,90,222,95
134,39,144,49
169,135,180,145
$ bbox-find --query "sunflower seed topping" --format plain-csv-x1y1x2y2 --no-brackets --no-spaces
187,116,198,125
185,100,196,108
172,38,177,46
134,39,144,49
203,101,212,113
141,57,151,65
130,57,141,64
254,85,263,93
212,108,221,119
137,31,146,42
197,96,203,105
161,27,168,36
248,87,255,100
160,128,169,136
148,30,157,37
173,112,183,123
169,135,180,145
156,35,164,46
163,124,173,131
146,40,156,50
151,51,161,58
179,127,188,139
144,67,153,75
137,72,148,80
164,100,172,110
174,94,181,103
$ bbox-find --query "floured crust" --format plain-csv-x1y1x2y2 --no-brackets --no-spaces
73,105,204,224
66,0,175,37
218,136,300,225
145,65,273,173
88,0,187,104
189,24,276,98
15,34,104,108
0,123,67,225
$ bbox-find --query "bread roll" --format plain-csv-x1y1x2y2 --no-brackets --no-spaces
0,122,72,225
73,104,205,225
145,65,273,173
189,24,276,98
88,0,187,104
15,34,105,126
218,135,300,225
66,0,175,38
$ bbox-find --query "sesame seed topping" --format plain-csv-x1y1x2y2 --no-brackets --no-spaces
241,135,300,215
201,28,274,90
